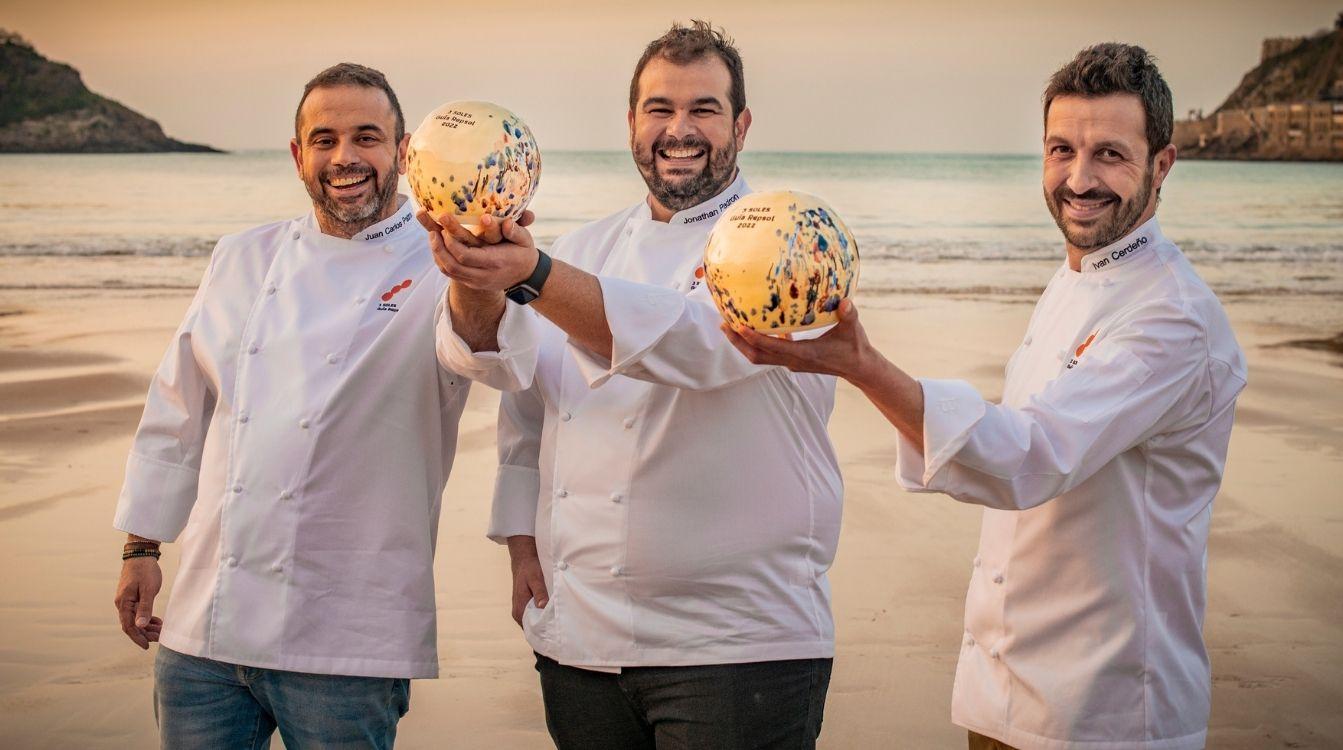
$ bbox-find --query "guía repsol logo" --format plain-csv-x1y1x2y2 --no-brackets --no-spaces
1089,235,1148,271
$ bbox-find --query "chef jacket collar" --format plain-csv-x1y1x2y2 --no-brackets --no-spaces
299,194,418,247
636,170,750,227
1077,216,1164,275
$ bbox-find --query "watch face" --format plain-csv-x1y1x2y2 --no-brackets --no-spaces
505,284,539,305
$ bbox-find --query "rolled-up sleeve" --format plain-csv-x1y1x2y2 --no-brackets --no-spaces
113,255,218,542
896,300,1210,510
487,380,545,543
570,277,774,391
435,284,543,393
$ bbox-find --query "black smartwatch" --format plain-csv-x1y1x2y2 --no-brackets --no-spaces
504,249,552,305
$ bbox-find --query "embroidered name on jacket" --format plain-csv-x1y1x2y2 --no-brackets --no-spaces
378,279,412,312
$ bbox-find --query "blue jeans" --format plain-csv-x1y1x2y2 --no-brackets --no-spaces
154,646,410,749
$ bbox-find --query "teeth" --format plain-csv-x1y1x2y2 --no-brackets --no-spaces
661,147,704,159
329,175,368,187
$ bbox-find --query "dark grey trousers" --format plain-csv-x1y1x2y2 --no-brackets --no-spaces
534,653,832,750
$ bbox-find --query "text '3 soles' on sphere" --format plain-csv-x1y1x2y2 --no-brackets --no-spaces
704,191,859,334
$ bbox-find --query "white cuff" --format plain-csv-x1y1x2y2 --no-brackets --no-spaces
113,452,200,542
896,378,986,489
487,465,540,543
435,289,542,392
571,276,687,388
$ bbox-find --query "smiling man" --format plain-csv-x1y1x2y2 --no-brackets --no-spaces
426,20,841,749
721,44,1246,750
112,63,472,748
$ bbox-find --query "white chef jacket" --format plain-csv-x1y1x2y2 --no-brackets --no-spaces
114,197,469,679
437,173,844,669
897,218,1246,749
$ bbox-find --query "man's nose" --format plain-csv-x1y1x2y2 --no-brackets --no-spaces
331,138,362,167
1065,155,1100,196
666,110,696,140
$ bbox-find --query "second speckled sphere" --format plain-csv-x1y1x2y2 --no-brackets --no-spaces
406,100,541,226
704,191,859,333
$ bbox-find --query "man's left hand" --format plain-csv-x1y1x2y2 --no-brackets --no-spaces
416,210,540,292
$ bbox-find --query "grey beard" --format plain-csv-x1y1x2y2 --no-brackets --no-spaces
634,142,738,213
1045,171,1152,251
305,170,399,238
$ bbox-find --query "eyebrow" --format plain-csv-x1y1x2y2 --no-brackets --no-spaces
641,96,725,109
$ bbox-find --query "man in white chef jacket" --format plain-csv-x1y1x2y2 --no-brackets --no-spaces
111,63,474,748
425,21,840,749
722,44,1246,750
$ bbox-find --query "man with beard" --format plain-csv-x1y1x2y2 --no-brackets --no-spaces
112,63,476,748
425,21,839,749
720,44,1246,750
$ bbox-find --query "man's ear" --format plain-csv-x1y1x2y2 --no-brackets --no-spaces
1152,143,1177,192
290,139,303,177
397,133,410,175
627,109,636,147
734,107,752,150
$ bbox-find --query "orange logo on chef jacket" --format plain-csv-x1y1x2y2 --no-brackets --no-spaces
689,265,705,290
377,279,412,312
1066,332,1097,369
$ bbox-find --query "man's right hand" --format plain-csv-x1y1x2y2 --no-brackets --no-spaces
114,557,163,649
506,535,548,628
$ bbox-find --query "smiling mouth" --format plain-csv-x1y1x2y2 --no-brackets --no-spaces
1063,197,1115,220
326,173,372,192
657,146,706,162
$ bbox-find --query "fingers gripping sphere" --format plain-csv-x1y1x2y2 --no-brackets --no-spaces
407,101,541,228
704,191,859,333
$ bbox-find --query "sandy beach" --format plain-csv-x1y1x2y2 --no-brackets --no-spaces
1,253,1340,749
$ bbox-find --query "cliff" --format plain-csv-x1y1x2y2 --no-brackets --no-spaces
0,30,220,153
1217,28,1343,112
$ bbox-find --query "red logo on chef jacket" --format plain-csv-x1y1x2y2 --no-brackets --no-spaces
377,279,412,312
1066,332,1097,369
689,265,705,291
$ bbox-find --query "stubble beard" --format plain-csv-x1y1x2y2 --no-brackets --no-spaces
633,133,738,213
304,163,400,239
1045,166,1153,251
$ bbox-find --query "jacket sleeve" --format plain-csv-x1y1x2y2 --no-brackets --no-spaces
112,253,219,542
486,378,545,543
895,299,1213,510
435,282,544,393
569,276,807,391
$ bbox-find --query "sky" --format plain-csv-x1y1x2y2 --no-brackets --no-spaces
4,0,1339,153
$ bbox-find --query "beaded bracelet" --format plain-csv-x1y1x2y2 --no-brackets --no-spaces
122,548,162,561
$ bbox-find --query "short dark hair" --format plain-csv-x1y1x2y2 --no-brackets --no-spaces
294,63,405,142
1043,43,1173,159
629,20,746,120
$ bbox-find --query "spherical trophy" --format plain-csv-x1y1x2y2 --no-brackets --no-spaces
704,191,859,333
406,100,541,228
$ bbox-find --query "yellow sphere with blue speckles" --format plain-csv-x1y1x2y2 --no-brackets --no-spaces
406,101,541,227
704,191,859,333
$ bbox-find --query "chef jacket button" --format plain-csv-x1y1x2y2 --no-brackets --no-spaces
972,556,981,568
356,297,366,305
990,647,1001,660
266,285,276,295
610,566,623,577
279,491,293,501
248,344,260,355
1023,336,1032,346
993,573,1004,584
556,488,568,498
610,492,623,503
238,413,249,424
383,246,393,254
326,354,338,365
623,417,635,430
560,412,572,422
292,231,300,240
556,561,569,571
232,484,243,494
227,556,238,568
299,419,311,430
965,636,975,647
